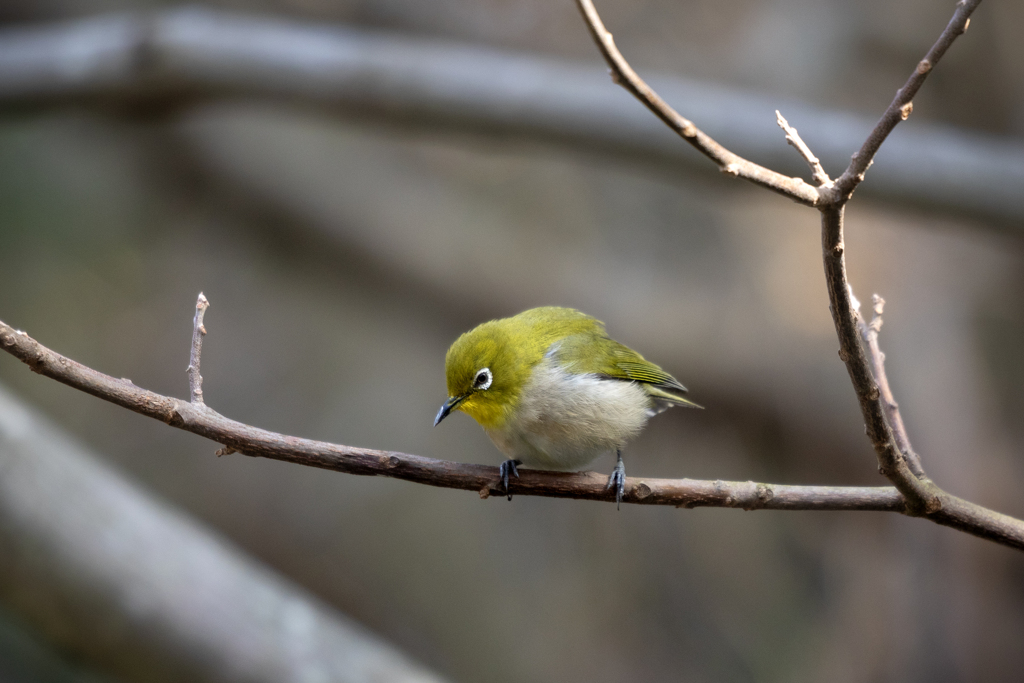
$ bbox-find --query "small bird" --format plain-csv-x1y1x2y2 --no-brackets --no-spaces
433,307,701,506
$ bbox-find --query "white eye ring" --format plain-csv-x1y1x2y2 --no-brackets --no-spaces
473,367,493,390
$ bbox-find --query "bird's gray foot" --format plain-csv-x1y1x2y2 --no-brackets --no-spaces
606,451,626,510
499,459,521,501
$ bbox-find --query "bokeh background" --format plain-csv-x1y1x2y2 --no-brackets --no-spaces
2,0,1024,681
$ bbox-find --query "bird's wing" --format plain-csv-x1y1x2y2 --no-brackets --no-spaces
552,333,702,410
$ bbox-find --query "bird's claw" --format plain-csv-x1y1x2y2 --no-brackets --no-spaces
499,459,521,501
606,453,626,510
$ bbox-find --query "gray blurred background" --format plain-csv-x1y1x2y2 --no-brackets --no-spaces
1,0,1024,681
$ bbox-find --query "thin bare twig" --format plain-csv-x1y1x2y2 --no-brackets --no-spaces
854,294,927,479
775,110,831,187
187,292,209,405
573,0,821,206
2,316,1024,549
830,0,982,202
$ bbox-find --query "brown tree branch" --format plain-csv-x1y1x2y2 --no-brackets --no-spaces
813,0,982,512
573,0,822,206
0,316,902,513
830,0,982,202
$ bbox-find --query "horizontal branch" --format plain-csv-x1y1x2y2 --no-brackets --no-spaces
1,8,1023,223
0,318,903,513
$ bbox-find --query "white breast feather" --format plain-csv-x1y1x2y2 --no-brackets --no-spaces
485,356,652,470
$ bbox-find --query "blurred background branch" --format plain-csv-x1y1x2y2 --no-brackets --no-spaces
1,6,1023,225
0,383,447,683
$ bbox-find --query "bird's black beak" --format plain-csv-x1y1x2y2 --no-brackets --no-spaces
433,395,466,427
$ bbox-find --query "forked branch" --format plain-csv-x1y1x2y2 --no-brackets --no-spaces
571,0,1023,549
575,0,983,207
811,1,979,512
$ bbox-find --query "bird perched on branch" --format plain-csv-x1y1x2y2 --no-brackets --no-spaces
433,307,701,507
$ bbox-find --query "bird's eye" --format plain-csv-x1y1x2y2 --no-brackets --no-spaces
473,368,493,390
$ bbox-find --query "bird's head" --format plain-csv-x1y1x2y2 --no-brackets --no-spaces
434,318,531,430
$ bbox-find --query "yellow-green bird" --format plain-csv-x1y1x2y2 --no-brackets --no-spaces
434,307,701,506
